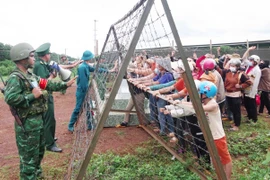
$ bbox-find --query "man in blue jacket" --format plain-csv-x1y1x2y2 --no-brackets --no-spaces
68,50,111,132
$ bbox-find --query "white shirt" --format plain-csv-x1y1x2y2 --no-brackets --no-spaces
244,65,261,98
205,99,225,140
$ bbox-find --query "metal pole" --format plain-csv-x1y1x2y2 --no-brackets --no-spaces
74,26,112,180
247,39,249,57
92,27,113,77
111,25,147,125
111,26,123,61
161,0,227,179
210,39,212,54
94,20,98,56
75,0,154,179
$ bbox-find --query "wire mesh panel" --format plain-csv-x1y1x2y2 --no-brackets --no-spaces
66,0,226,179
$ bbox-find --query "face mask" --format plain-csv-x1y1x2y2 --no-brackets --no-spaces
229,67,236,72
154,68,160,74
248,61,253,67
173,72,181,79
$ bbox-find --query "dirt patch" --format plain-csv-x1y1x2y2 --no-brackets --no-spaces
0,85,152,179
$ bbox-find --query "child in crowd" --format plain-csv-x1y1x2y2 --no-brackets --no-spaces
168,81,232,179
186,81,232,179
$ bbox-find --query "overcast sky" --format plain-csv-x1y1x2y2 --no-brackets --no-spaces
0,0,269,58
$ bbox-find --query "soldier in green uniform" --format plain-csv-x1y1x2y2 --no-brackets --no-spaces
60,54,69,65
4,43,76,179
33,42,65,152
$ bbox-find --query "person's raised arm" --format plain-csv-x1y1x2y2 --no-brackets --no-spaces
217,47,221,58
196,54,208,68
242,46,256,60
193,52,198,61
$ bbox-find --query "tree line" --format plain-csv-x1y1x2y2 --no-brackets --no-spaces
0,42,77,76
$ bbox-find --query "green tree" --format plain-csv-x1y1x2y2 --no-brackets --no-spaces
219,45,234,54
0,60,15,76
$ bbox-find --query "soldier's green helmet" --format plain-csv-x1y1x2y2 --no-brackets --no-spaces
10,43,35,61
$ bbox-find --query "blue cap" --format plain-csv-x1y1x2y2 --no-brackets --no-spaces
81,50,94,60
199,81,217,98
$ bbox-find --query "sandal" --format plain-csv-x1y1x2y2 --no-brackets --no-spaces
168,132,175,137
115,122,128,128
229,126,239,131
222,117,228,121
170,137,178,143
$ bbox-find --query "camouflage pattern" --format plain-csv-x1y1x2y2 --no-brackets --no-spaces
15,115,45,180
5,71,48,124
4,67,68,179
60,60,70,65
33,57,65,149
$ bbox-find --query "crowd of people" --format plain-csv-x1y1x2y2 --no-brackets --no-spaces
3,41,270,179
119,47,270,179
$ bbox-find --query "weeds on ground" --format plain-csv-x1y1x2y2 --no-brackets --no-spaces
86,140,200,180
225,117,270,179
86,117,270,180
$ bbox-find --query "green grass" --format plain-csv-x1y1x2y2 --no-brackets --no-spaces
224,116,270,179
84,117,270,180
85,140,200,180
42,166,67,179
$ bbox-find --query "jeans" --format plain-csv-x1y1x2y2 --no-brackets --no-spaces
156,98,174,134
149,94,158,124
225,97,233,120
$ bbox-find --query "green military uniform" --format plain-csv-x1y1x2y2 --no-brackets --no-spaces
4,67,68,179
33,43,61,152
